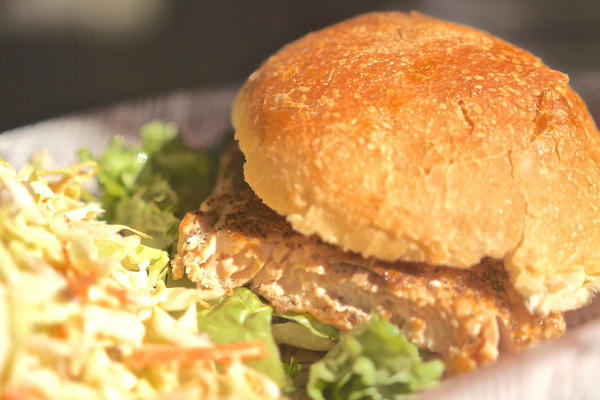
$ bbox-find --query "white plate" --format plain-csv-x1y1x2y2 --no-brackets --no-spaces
1,85,599,400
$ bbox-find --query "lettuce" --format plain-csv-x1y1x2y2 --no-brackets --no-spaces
134,130,218,220
197,288,293,391
271,311,339,352
307,314,444,400
275,311,340,341
283,357,301,380
79,120,218,253
272,323,336,352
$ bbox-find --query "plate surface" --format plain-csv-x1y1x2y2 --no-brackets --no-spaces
1,85,599,400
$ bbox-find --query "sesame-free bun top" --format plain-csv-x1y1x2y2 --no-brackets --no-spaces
232,11,600,315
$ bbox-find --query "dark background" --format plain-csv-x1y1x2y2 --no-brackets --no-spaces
1,0,599,133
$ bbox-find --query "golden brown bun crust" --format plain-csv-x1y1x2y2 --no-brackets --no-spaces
233,11,600,313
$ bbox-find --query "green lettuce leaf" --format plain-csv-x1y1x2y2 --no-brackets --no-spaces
79,120,218,253
138,120,178,155
307,314,444,400
276,311,340,341
135,134,218,220
77,121,178,222
271,322,336,352
283,357,301,380
271,311,339,351
197,288,293,391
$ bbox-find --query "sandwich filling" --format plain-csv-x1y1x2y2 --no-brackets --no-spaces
172,144,565,375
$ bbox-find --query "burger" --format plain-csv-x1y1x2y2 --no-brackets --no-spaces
172,11,600,375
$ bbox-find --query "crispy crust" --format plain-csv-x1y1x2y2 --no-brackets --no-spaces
232,11,600,314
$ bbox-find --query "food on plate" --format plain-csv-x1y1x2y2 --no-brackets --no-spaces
307,314,444,400
173,9,600,379
0,148,281,399
173,141,564,376
78,120,218,252
0,124,443,400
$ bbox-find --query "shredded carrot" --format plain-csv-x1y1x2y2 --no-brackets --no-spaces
48,167,98,195
126,340,268,368
1,387,45,400
64,268,95,297
105,285,136,305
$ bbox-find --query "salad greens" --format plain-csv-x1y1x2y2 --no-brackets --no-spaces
276,311,341,341
197,288,294,392
271,311,340,352
307,314,444,400
284,358,302,380
78,120,218,252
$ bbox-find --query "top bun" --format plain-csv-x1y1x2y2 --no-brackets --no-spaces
232,11,600,315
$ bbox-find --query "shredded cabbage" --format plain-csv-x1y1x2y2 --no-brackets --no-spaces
0,154,281,400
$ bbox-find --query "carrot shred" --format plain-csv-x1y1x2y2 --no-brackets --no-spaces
1,387,45,400
126,340,268,368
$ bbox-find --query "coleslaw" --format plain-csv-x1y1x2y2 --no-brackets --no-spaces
0,151,281,399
